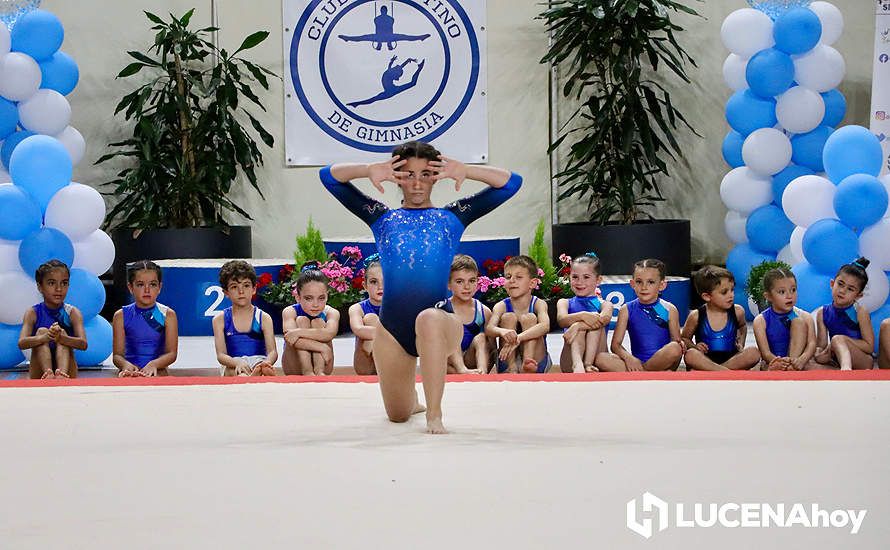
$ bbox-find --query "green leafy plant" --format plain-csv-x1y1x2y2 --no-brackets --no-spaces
539,0,700,224
98,10,277,229
527,219,556,285
746,260,793,309
294,218,328,267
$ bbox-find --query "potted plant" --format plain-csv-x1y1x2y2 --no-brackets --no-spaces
539,0,700,276
97,10,277,307
745,260,792,316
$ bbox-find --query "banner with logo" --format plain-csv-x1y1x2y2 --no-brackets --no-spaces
283,0,488,165
873,0,890,175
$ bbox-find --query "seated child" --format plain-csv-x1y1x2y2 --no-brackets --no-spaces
813,258,875,370
348,254,383,375
282,262,340,375
18,260,88,379
112,260,179,377
556,252,622,373
752,267,816,371
444,254,494,374
610,259,684,371
880,319,890,370
485,255,551,373
211,260,278,376
681,265,760,371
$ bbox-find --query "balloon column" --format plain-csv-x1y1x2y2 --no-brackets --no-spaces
720,1,846,315
0,10,114,369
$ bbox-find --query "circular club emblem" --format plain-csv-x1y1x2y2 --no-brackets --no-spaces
290,0,479,152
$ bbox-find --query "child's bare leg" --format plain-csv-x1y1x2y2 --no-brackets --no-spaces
559,340,573,373
297,349,314,375
281,345,300,375
880,320,890,369
583,330,601,372
830,335,874,370
469,333,490,373
643,342,684,371
416,308,463,434
323,342,334,375
518,312,546,373
683,348,727,371
787,317,808,363
29,330,53,379
723,347,761,370
498,312,519,372
54,345,76,378
308,318,328,375
353,339,377,375
594,352,627,372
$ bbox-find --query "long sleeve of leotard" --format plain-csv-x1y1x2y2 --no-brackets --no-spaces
444,172,522,228
319,166,389,227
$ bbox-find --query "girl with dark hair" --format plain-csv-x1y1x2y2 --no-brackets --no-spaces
752,267,816,371
282,262,341,376
814,258,876,370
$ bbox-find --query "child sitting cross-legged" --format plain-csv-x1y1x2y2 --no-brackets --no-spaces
443,254,494,374
813,257,876,370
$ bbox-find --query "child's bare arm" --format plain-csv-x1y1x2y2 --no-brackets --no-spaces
484,303,511,339
853,307,876,354
517,300,550,342
212,313,240,369
752,314,777,363
667,303,684,349
111,309,139,372
259,311,278,366
56,308,87,350
680,308,699,350
348,303,376,340
292,309,340,342
556,298,600,329
734,305,748,350
149,309,179,370
17,308,48,350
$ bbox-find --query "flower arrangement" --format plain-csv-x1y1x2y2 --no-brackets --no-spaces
258,246,368,309
477,252,575,305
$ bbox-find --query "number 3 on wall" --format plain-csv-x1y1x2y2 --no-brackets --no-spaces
203,285,226,317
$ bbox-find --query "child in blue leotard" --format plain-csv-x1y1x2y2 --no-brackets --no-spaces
112,260,179,377
880,319,890,370
814,257,875,370
18,260,87,379
486,255,551,373
681,265,760,371
610,259,684,371
212,260,277,377
752,267,816,371
556,253,621,373
445,254,493,374
282,262,340,376
348,254,383,375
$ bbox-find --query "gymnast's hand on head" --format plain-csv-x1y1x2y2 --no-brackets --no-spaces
368,156,408,194
429,155,467,191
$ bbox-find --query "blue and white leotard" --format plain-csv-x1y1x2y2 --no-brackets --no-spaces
821,303,862,340
762,306,799,357
32,302,74,350
358,299,381,317
567,295,603,315
122,302,169,368
223,306,265,357
626,298,671,363
321,166,521,356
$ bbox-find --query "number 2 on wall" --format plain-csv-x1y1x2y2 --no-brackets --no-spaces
203,285,226,317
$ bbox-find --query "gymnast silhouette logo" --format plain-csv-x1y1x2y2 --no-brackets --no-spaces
347,55,426,108
338,5,430,51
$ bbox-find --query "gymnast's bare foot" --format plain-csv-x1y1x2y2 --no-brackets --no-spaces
426,415,447,434
412,400,426,415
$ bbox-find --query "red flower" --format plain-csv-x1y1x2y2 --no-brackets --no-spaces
279,264,295,279
257,272,273,288
351,276,364,290
559,265,571,276
551,285,562,295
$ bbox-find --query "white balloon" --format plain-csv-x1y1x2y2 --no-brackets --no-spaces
776,244,796,265
782,175,837,227
44,183,106,241
859,219,890,271
0,52,41,102
881,174,890,218
860,262,890,313
53,126,86,166
810,1,844,46
0,20,9,57
0,238,19,272
789,226,806,263
720,167,773,215
793,45,845,93
0,270,41,324
722,54,749,91
18,89,71,136
72,230,115,276
776,86,826,134
0,166,10,183
721,9,775,58
742,128,792,176
725,210,749,244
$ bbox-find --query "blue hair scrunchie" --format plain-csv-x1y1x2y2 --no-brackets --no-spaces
301,262,320,273
363,253,381,268
584,251,598,259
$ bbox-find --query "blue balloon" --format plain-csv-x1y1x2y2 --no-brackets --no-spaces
0,184,41,240
790,126,833,172
18,227,74,277
870,302,890,354
722,131,745,168
746,204,795,253
823,125,884,184
821,90,846,128
792,261,834,312
802,219,859,274
833,174,889,230
75,315,112,366
746,48,795,98
772,163,814,205
0,98,18,141
734,286,756,322
38,51,79,96
66,268,105,320
8,135,72,212
773,8,822,54
726,243,776,286
0,322,26,369
10,10,64,62
726,90,778,136
0,130,36,171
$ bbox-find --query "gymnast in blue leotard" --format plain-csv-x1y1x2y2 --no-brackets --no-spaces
443,254,493,374
348,254,384,375
814,258,875,371
323,141,521,433
112,260,179,377
282,262,341,376
610,259,684,371
752,267,816,371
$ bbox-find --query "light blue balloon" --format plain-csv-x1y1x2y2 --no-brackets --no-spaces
0,184,41,240
746,204,795,253
773,8,822,54
38,51,79,96
0,323,26,369
0,98,18,141
74,315,112,366
870,302,890,353
0,130,36,170
726,243,776,285
748,1,813,20
10,9,63,61
823,125,883,184
8,135,71,211
726,90,778,136
821,89,846,127
18,227,74,277
790,125,833,172
746,48,795,98
66,268,104,320
802,218,858,274
772,163,814,205
722,131,745,168
792,261,833,312
833,174,889,230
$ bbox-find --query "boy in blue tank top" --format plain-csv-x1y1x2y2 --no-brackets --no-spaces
212,260,278,377
18,260,88,379
752,267,816,370
348,254,383,375
681,266,760,371
112,260,179,377
610,259,684,371
444,254,493,374
814,258,876,370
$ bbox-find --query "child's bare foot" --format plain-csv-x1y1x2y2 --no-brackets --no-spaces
426,415,447,434
522,357,539,373
584,365,599,373
572,362,585,373
261,364,276,376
